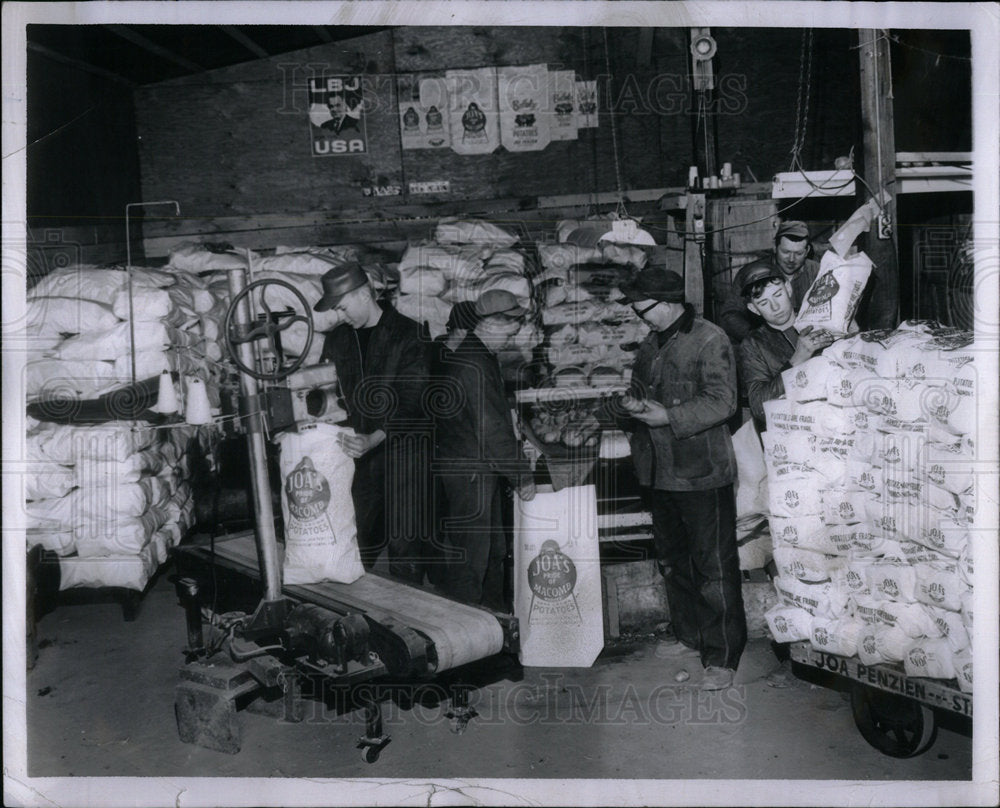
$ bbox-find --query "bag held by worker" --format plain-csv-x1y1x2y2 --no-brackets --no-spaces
514,484,604,667
276,422,364,585
794,250,872,337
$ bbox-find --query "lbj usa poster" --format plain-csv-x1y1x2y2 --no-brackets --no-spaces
307,75,368,156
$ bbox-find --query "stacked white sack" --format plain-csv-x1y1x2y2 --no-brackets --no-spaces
536,236,650,386
394,220,542,367
26,265,228,405
763,321,975,682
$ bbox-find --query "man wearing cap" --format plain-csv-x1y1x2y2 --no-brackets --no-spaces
718,220,820,343
431,289,536,610
316,262,432,583
734,258,835,432
617,268,746,691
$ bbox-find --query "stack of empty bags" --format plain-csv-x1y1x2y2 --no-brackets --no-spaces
24,417,203,591
535,227,651,387
763,320,975,694
23,261,227,593
394,218,542,366
26,264,224,407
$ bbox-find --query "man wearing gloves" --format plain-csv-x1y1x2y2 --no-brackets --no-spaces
431,289,536,610
316,262,432,584
734,258,835,432
617,268,746,690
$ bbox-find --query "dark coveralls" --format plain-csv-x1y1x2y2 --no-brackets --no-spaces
430,332,530,610
736,322,800,433
627,305,747,671
320,306,431,582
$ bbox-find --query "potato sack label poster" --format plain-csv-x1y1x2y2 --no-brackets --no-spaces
308,75,368,156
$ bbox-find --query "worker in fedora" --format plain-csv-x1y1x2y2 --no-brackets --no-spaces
430,289,536,610
616,267,746,690
719,220,820,344
316,262,432,584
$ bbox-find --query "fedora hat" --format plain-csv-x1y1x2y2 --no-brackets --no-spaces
314,262,369,312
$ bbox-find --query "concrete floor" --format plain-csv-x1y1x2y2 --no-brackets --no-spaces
24,565,973,785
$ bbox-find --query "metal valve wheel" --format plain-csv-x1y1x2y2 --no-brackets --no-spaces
224,278,315,381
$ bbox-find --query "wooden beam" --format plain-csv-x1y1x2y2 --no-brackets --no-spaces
684,193,707,314
105,25,204,73
858,29,899,329
313,27,334,44
26,41,135,88
220,26,270,60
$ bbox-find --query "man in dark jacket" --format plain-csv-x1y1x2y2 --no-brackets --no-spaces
718,220,821,343
734,258,835,432
432,289,536,610
316,262,431,583
618,268,746,690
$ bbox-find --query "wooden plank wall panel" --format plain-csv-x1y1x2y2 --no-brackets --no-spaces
135,30,401,219
712,28,858,181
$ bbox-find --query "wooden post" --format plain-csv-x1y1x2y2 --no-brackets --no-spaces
858,29,900,329
684,192,706,314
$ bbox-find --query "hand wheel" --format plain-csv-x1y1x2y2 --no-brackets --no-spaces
224,278,315,381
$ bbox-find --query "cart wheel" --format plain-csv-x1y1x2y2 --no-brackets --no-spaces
850,684,937,758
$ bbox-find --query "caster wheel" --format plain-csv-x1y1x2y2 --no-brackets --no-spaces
851,684,937,758
449,716,468,735
361,746,381,764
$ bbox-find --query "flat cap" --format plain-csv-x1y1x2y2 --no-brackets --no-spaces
775,220,810,241
618,268,685,303
733,258,783,296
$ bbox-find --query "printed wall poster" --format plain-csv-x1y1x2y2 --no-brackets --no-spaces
307,75,368,156
575,80,599,129
397,74,451,150
549,70,579,141
498,64,551,152
446,67,500,155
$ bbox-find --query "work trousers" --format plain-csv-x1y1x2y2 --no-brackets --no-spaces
351,439,430,584
431,471,507,611
645,484,747,671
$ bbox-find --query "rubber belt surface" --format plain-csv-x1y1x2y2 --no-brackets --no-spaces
211,533,504,672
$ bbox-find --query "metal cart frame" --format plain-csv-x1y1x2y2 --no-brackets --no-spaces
789,640,972,758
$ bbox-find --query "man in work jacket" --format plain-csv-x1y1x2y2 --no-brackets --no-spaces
718,220,820,344
316,262,432,583
618,267,747,691
734,258,835,432
431,290,536,611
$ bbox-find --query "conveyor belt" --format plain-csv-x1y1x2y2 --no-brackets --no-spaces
206,533,505,673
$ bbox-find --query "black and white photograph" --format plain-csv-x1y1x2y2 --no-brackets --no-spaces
3,2,998,806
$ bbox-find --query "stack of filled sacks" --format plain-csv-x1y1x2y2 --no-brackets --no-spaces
763,320,975,693
394,218,542,365
536,235,651,387
24,418,200,591
26,264,226,408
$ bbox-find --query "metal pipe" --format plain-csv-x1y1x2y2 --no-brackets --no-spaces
226,266,283,601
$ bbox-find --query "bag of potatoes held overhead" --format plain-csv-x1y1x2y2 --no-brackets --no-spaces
275,423,364,585
795,251,872,338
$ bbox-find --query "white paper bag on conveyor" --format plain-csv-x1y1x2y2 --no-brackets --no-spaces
514,484,604,667
275,422,364,585
794,250,872,338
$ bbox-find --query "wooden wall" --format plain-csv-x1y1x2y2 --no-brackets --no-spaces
132,26,863,254
26,49,142,267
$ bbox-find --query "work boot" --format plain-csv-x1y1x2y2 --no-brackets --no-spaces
699,666,735,690
654,638,700,659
